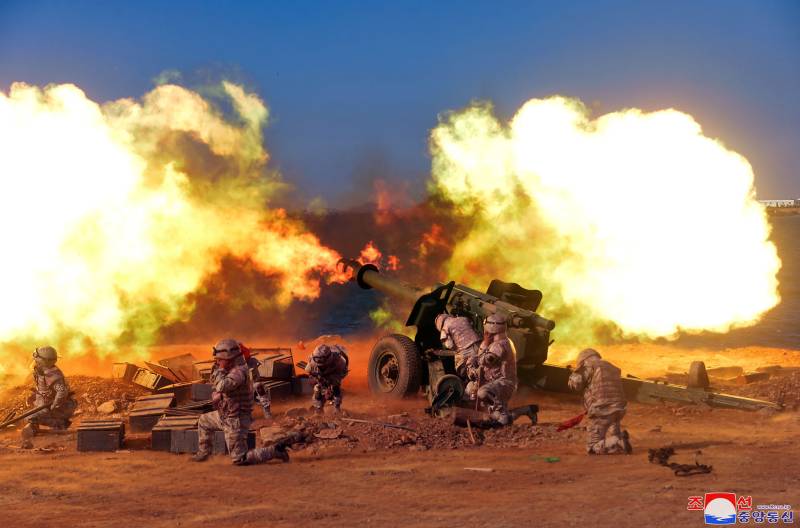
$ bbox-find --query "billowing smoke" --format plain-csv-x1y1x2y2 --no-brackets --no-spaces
429,97,781,343
0,81,350,377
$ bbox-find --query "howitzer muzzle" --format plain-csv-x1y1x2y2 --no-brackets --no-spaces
530,314,556,331
338,258,427,304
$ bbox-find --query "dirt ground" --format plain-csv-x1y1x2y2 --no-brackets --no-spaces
1,386,798,528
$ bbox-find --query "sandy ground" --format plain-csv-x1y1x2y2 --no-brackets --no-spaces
1,387,798,528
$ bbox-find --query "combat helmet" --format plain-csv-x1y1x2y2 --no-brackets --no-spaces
483,313,507,335
212,338,242,359
576,348,601,369
312,344,333,365
33,346,58,367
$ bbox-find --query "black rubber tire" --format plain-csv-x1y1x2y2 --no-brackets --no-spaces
367,334,422,398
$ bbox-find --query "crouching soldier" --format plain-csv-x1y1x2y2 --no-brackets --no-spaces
192,339,289,465
305,344,349,414
21,346,77,449
465,314,517,425
568,348,632,455
435,313,481,380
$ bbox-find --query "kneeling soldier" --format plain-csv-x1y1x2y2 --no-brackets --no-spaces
305,344,349,414
21,346,77,449
192,338,289,465
568,348,632,455
465,314,517,425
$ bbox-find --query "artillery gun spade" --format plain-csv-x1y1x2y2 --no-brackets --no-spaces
339,259,781,413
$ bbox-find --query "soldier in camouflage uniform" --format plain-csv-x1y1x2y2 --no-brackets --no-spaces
305,344,349,413
21,346,77,449
465,314,517,425
435,313,481,380
191,339,289,465
568,348,632,455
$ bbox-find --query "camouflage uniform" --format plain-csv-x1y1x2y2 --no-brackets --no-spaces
194,339,287,465
465,314,517,424
568,349,632,455
435,314,481,379
22,347,76,448
305,344,349,412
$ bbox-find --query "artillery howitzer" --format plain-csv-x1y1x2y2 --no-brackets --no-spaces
339,259,781,413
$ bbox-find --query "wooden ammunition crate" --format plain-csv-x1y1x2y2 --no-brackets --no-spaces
157,382,213,404
77,419,124,452
111,363,139,383
151,415,199,451
132,368,171,391
128,393,174,433
170,429,200,454
169,429,256,454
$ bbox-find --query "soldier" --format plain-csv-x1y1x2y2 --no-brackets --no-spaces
191,339,289,465
465,314,517,425
21,346,77,449
567,348,632,455
434,313,481,379
240,342,273,419
305,344,349,414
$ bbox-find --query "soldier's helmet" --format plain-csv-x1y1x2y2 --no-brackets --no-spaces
212,338,242,360
33,346,58,365
434,313,450,332
312,344,333,365
483,313,508,335
576,348,601,369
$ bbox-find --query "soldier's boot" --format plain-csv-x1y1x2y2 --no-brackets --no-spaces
332,396,342,414
190,451,210,462
273,444,290,463
509,404,539,424
600,435,624,455
20,423,36,449
239,445,290,466
488,404,511,426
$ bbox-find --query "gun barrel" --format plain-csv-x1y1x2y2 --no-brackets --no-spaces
339,259,427,304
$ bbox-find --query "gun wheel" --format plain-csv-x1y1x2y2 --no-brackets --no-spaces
368,334,422,398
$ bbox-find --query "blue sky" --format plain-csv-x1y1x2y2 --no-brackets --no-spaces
1,0,798,203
